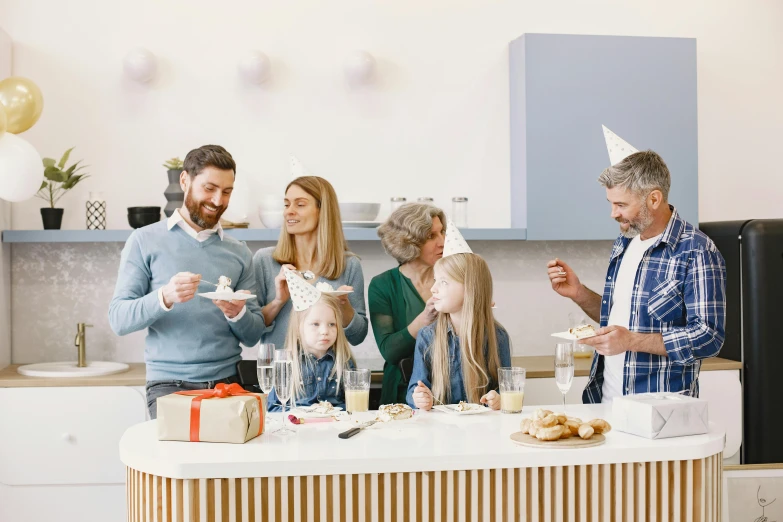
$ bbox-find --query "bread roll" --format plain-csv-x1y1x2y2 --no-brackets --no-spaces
578,424,595,440
536,425,564,441
587,419,612,434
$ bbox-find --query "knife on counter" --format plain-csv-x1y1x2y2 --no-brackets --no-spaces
338,419,378,439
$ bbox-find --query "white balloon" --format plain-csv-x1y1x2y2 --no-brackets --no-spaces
0,133,44,202
238,51,271,85
344,50,376,86
123,48,158,83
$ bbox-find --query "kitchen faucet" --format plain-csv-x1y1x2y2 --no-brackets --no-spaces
75,323,93,367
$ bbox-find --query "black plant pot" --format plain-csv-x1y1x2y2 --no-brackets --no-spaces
41,208,64,230
164,168,185,217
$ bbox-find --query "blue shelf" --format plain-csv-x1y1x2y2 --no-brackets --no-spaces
1,228,527,243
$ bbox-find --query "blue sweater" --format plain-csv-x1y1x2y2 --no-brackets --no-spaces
108,222,265,381
252,247,368,348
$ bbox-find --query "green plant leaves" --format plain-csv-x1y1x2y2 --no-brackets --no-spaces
58,147,74,169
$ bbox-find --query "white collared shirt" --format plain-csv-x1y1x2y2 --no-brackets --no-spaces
158,209,246,322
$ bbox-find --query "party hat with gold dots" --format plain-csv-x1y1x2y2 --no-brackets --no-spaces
284,268,321,311
443,220,473,257
602,125,638,166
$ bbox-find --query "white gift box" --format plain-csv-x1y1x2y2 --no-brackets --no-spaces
612,392,709,439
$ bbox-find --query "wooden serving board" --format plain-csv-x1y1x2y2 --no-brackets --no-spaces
509,431,606,449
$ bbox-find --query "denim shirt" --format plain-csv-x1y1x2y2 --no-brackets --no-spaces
406,322,512,408
267,349,355,412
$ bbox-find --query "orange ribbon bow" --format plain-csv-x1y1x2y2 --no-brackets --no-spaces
174,383,264,442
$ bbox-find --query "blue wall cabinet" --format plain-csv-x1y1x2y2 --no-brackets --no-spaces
510,34,698,240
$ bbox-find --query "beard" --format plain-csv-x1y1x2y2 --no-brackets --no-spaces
618,203,654,239
184,188,225,229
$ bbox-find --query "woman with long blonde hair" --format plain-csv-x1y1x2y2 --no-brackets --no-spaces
253,175,368,348
406,253,512,409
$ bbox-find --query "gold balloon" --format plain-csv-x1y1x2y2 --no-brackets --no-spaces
0,76,44,134
0,104,6,136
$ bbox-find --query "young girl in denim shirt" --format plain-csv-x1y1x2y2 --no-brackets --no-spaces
267,271,356,411
407,223,512,410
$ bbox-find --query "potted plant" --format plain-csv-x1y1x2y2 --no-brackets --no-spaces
163,156,184,217
36,147,90,229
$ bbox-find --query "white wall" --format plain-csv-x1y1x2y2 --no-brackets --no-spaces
1,0,781,231
0,27,12,369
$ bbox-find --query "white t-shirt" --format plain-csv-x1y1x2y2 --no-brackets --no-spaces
601,233,662,402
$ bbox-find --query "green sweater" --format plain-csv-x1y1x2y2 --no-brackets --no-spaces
368,266,426,405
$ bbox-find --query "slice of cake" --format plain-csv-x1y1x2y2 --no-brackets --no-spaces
455,401,482,412
568,324,596,339
378,403,414,422
315,282,335,292
215,275,232,293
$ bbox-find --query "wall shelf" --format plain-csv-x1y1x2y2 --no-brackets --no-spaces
2,228,527,243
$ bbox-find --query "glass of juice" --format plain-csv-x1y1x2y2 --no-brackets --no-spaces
499,367,526,414
344,369,371,413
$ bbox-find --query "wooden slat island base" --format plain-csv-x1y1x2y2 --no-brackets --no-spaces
122,404,724,522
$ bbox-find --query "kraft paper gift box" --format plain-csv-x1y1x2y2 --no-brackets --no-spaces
612,392,709,439
157,383,266,444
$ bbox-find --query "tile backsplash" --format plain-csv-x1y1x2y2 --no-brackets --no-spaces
10,239,613,365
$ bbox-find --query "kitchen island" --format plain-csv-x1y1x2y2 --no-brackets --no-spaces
120,403,725,522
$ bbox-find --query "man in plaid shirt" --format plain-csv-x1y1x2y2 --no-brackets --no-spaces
547,150,726,403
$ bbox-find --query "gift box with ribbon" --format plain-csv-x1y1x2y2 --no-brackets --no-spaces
156,383,266,443
612,392,709,440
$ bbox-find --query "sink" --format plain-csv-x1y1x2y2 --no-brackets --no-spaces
17,361,130,378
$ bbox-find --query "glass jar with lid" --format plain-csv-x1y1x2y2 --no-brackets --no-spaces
390,197,407,214
452,197,468,228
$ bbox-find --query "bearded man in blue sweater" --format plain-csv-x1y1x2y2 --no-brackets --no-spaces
109,145,265,418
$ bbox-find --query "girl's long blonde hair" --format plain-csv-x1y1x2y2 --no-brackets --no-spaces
273,176,352,280
428,253,504,404
284,295,356,400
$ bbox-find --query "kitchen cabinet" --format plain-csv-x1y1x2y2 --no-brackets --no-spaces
0,385,147,522
510,33,698,239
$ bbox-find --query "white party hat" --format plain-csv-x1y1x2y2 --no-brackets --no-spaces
602,125,638,166
443,220,473,257
289,154,313,179
284,268,321,311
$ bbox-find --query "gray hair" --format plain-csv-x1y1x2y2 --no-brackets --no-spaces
377,203,447,264
598,150,671,201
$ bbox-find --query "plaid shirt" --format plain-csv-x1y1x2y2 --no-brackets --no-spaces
582,207,727,403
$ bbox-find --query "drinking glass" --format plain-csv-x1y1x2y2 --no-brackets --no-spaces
273,349,295,436
554,342,574,414
344,369,370,414
256,344,276,430
498,367,526,414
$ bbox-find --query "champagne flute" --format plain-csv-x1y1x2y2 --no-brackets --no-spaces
273,349,295,436
554,342,574,414
257,344,276,430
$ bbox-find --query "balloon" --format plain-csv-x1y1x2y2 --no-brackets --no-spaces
344,51,376,86
123,48,158,83
0,105,6,137
0,76,44,134
238,51,271,85
0,132,44,202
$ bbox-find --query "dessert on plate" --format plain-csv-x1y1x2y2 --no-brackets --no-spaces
568,324,596,339
519,408,612,442
378,403,414,422
215,275,232,293
315,282,335,292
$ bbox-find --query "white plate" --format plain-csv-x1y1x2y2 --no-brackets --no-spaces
551,331,596,341
198,292,257,301
320,290,353,296
292,405,343,418
342,221,381,228
433,404,491,415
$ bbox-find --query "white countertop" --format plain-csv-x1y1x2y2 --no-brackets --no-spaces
119,404,726,479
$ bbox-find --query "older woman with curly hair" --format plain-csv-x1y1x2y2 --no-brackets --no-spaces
369,203,446,405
